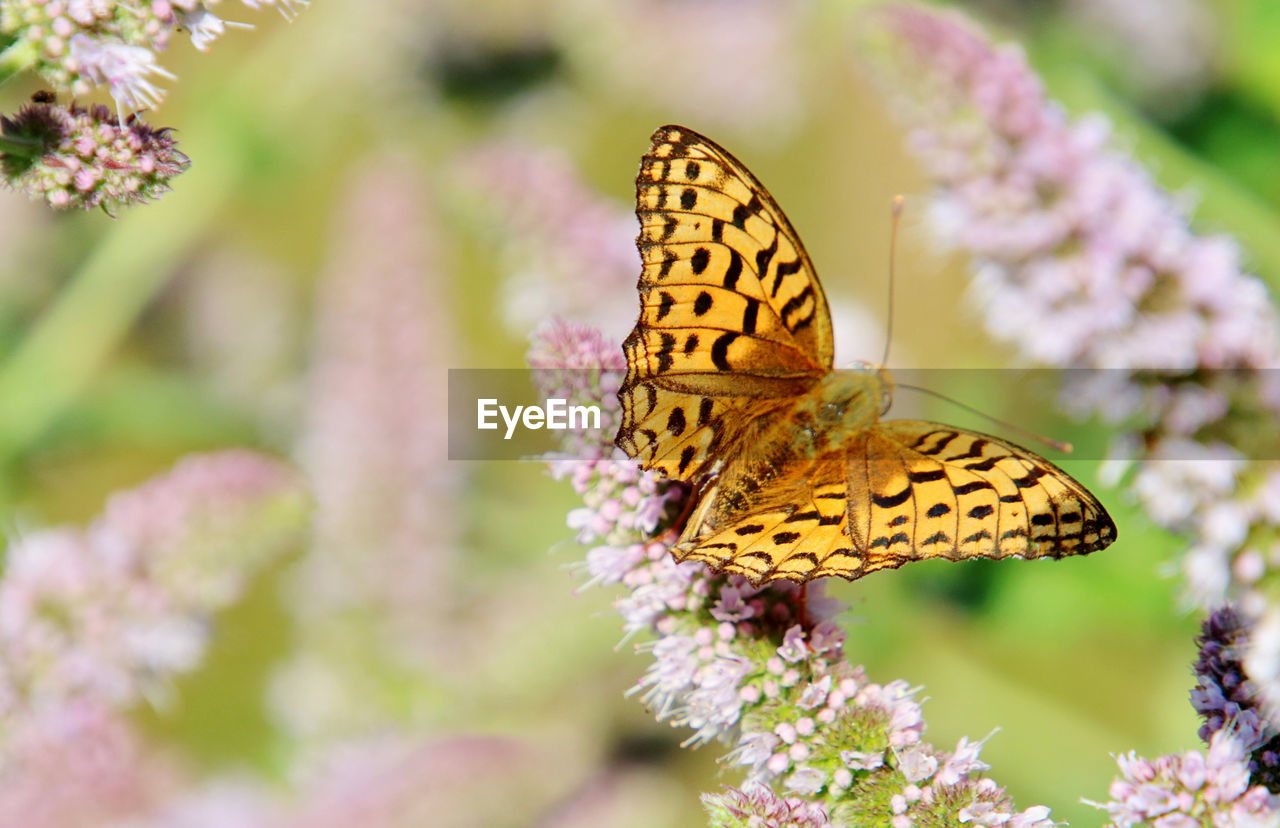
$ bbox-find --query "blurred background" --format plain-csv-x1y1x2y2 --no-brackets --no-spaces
2,0,1279,825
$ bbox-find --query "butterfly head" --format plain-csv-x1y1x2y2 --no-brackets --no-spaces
799,363,895,450
846,360,895,417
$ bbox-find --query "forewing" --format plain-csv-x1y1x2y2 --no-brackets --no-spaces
847,421,1117,575
616,125,834,481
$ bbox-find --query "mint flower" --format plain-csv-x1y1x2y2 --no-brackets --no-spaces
0,450,306,740
1191,605,1280,792
68,32,175,113
0,96,188,211
860,3,1280,613
1,0,304,113
1087,729,1279,826
271,159,457,748
533,322,1055,827
457,143,637,340
704,782,833,828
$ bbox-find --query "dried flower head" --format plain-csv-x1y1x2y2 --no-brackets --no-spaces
0,96,189,211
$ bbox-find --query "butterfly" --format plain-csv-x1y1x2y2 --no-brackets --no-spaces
615,125,1117,586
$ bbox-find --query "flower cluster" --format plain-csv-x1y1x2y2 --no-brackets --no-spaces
0,450,306,743
1087,729,1279,826
0,96,188,210
1,0,303,112
533,321,1056,827
566,0,808,137
271,159,457,748
0,0,306,210
455,144,638,340
860,4,1280,820
860,2,1280,615
704,782,833,828
1189,605,1280,795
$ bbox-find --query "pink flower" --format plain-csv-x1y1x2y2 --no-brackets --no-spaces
0,451,305,740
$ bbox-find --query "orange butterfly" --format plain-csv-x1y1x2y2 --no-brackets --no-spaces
616,125,1116,585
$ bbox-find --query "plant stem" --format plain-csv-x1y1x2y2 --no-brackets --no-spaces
0,40,37,87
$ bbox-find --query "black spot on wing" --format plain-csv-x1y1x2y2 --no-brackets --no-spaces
757,237,778,287
1015,467,1049,488
710,332,738,371
872,486,912,509
667,407,686,436
697,397,714,426
656,333,675,372
723,250,743,290
926,503,951,518
948,439,988,461
870,532,910,549
691,247,711,275
741,298,759,335
912,430,957,454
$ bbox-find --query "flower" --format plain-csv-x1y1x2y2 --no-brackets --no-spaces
1190,605,1280,792
0,96,189,212
0,450,306,737
860,2,1280,614
455,143,638,340
1087,729,1280,826
703,782,832,828
1,0,305,113
68,34,175,114
271,158,457,747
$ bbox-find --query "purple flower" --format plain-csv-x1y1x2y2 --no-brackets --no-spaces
703,782,832,828
1189,605,1280,792
861,2,1280,613
455,145,638,341
273,159,457,746
0,451,305,737
1,1,303,113
1088,729,1279,825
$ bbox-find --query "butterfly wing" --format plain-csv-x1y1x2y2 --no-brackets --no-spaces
673,454,866,584
673,421,1116,585
616,125,835,481
848,420,1117,575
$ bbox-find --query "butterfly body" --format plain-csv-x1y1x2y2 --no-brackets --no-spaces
616,125,1116,586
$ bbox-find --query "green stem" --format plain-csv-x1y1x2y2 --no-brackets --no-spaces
0,39,37,87
0,162,230,465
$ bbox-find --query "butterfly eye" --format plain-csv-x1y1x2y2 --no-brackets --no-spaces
876,368,895,416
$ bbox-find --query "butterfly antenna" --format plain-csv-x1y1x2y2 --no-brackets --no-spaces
896,382,1075,454
881,196,905,368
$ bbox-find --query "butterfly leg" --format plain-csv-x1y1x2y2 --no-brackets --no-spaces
674,473,721,549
